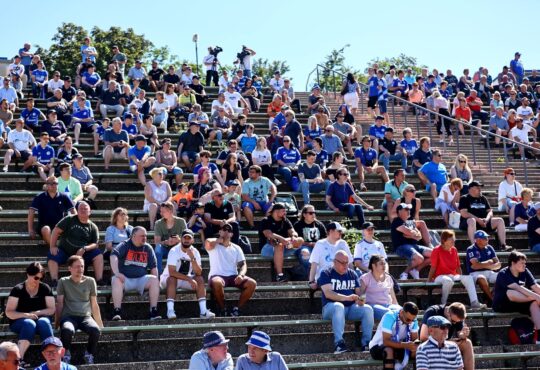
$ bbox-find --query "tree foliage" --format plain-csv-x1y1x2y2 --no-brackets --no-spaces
315,46,363,91
367,53,427,75
252,58,291,83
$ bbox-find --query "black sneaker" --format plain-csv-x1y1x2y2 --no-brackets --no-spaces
276,274,288,283
96,279,107,287
218,308,229,317
150,307,161,320
112,308,122,321
334,341,349,354
50,280,58,288
230,306,240,317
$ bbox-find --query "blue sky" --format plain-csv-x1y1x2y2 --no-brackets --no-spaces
2,0,538,90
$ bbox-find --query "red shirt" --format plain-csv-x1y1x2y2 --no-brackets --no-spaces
466,96,482,112
431,245,460,277
454,106,471,121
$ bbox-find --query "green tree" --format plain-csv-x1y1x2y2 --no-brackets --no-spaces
367,53,427,75
252,58,291,83
315,45,363,91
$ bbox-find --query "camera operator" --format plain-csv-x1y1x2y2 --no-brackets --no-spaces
204,46,222,87
234,46,256,78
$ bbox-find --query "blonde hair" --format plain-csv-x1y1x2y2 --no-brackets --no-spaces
110,207,128,226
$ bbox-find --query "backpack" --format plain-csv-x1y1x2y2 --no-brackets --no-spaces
508,317,537,344
237,235,253,254
274,195,299,216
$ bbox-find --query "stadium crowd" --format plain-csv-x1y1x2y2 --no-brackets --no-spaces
1,39,540,369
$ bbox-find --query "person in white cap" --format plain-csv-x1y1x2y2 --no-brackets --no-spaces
235,330,288,370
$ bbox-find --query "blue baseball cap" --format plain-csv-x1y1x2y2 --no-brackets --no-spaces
246,331,272,351
41,336,63,351
202,331,229,349
426,315,451,327
474,230,489,240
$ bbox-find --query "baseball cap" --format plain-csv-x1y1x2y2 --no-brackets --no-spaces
280,105,290,110
327,222,346,232
274,70,281,75
468,181,483,188
271,203,286,211
221,223,233,232
245,331,272,351
72,153,83,160
194,202,204,209
182,229,194,237
225,179,239,187
202,331,229,349
124,113,134,119
135,60,142,63
427,315,451,328
41,337,63,351
47,109,57,116
189,121,200,127
397,203,413,211
135,135,146,142
375,115,384,121
312,84,320,90
361,222,375,230
474,230,489,239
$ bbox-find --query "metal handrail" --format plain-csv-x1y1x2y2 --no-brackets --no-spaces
312,64,539,185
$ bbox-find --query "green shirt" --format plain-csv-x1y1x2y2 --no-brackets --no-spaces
57,276,96,318
57,176,83,201
382,180,409,207
56,215,99,255
154,217,187,246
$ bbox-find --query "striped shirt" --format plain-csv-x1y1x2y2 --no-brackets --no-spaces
416,337,463,370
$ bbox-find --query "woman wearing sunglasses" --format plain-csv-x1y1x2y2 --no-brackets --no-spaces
5,262,55,366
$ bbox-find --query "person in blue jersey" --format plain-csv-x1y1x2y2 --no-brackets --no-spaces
377,69,390,124
418,149,447,201
35,337,78,370
128,135,156,186
368,115,388,151
275,136,301,191
389,70,409,100
355,135,389,191
400,128,418,172
378,127,407,172
326,167,374,228
303,116,322,150
80,37,98,64
367,68,380,118
121,113,138,144
319,250,374,353
80,65,101,99
510,52,524,84
93,118,109,157
31,61,48,99
311,137,329,169
31,132,56,181
237,124,258,154
21,98,45,132
71,97,96,146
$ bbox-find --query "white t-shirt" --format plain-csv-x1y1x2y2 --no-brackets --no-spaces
8,129,36,151
251,149,272,166
208,243,245,277
510,124,532,143
242,55,252,70
162,245,202,280
269,78,284,92
517,106,534,119
165,93,178,108
437,183,457,202
181,73,193,85
224,91,243,108
203,55,216,71
309,238,353,279
211,99,233,115
152,99,169,114
48,79,64,92
218,76,230,92
498,180,523,202
353,239,387,270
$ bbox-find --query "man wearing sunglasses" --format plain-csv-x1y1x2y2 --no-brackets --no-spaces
0,341,22,370
416,316,464,370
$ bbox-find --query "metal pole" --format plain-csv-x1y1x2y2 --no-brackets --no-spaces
333,71,336,100
523,155,529,187
486,134,493,173
470,128,477,166
390,98,396,127
503,139,509,167
427,110,433,141
415,111,420,138
360,88,364,115
192,34,199,76
316,68,320,88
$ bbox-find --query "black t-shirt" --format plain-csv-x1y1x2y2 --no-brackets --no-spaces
379,137,398,155
218,150,249,168
104,72,124,84
293,220,327,244
8,282,53,324
224,163,242,182
422,304,463,340
528,216,540,247
148,68,165,82
189,84,204,94
191,181,214,201
390,217,418,250
230,122,246,140
178,131,205,152
61,86,77,102
493,266,536,309
120,93,135,105
101,89,122,106
458,194,491,221
259,216,293,247
163,73,180,84
204,201,234,221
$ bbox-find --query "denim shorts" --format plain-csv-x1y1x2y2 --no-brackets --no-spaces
395,244,427,261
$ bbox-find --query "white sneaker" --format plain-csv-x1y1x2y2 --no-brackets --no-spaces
74,141,79,146
409,269,420,279
2,166,7,172
167,309,177,319
274,179,282,186
200,310,216,319
399,272,409,280
470,301,487,310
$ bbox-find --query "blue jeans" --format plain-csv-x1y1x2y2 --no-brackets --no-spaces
322,302,374,346
379,153,407,171
261,243,297,258
337,203,365,227
532,243,540,254
154,244,169,276
295,246,312,271
369,303,402,321
300,180,330,205
10,317,53,342
277,166,294,188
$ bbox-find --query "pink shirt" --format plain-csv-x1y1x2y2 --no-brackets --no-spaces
361,272,393,305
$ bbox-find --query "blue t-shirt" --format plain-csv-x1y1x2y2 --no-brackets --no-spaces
368,76,379,97
112,240,157,278
320,134,342,154
30,192,74,228
514,202,535,222
369,124,387,139
82,71,100,85
413,148,432,168
32,144,55,165
72,107,94,125
128,145,151,166
95,125,106,139
316,150,329,167
326,181,355,206
400,139,418,156
392,78,408,94
18,48,32,65
193,163,219,175
21,108,42,127
465,243,498,274
35,362,76,370
377,78,388,101
424,81,437,93
493,266,535,309
440,89,451,99
510,59,524,77
419,161,447,186
273,112,287,129
318,267,359,307
354,147,378,167
304,125,322,140
122,123,138,136
103,129,129,152
32,70,48,83
276,147,301,165
239,135,257,153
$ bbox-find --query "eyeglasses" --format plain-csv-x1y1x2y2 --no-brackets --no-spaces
304,211,315,215
338,173,348,177
459,160,466,163
508,172,515,175
9,358,22,365
32,275,43,281
283,140,290,142
334,259,348,266
43,349,59,356
46,182,58,185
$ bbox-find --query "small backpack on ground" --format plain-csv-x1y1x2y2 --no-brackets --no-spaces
274,195,299,216
237,235,253,254
508,317,537,344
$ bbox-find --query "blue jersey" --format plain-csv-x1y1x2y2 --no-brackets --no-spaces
193,163,219,175
316,150,329,167
32,70,48,83
392,78,408,94
32,144,55,165
424,81,437,92
276,147,301,165
440,89,451,99
465,243,498,274
128,145,151,166
239,135,257,153
377,78,388,101
354,147,378,166
82,71,100,85
122,123,138,136
304,126,322,140
368,76,379,97
273,112,287,129
369,124,387,139
400,139,418,156
72,100,92,114
95,125,107,139
72,107,94,122
21,108,42,127
318,267,359,307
